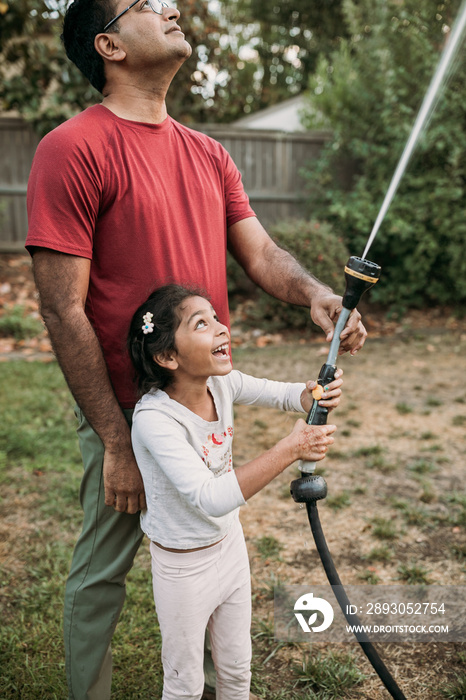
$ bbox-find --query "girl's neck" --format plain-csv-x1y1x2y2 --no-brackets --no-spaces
165,380,218,422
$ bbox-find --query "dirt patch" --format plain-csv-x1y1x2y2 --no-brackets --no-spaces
234,335,466,698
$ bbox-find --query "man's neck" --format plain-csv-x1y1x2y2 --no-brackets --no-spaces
101,89,168,124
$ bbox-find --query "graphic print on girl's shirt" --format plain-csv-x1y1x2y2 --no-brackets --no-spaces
202,426,234,473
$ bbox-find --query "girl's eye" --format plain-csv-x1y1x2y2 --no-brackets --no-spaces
195,319,207,329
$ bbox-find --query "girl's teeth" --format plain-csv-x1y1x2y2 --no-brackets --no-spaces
213,344,228,354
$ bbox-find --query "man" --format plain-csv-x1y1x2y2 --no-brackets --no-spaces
26,2,366,699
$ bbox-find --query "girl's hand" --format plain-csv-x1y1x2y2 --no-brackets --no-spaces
289,420,336,463
300,368,343,414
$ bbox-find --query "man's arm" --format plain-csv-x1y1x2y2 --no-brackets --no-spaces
227,217,367,354
32,249,146,514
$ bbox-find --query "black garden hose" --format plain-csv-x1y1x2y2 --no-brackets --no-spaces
307,497,407,700
290,257,407,699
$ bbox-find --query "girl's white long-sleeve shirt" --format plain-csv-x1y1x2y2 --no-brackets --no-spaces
132,369,305,549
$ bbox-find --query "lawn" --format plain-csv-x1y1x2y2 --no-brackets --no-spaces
0,326,465,698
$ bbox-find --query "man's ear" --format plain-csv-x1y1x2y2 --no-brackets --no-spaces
94,32,127,63
153,351,178,371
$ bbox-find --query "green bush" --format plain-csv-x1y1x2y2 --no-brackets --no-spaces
0,305,44,340
227,218,350,331
301,0,466,308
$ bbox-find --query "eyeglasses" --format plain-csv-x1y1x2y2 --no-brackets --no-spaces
103,0,169,33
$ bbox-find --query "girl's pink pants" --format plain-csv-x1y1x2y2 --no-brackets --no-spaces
150,518,252,700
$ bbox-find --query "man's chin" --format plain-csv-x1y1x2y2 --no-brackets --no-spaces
181,41,193,59
171,40,192,64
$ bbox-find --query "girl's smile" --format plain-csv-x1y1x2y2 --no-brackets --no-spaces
212,341,230,359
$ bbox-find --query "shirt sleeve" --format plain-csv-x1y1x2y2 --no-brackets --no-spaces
26,127,103,258
226,370,305,412
222,148,256,228
132,409,246,518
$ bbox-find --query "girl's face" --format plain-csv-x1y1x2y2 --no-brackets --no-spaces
166,296,232,381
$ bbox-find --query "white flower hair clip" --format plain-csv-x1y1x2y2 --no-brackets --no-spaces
142,312,154,335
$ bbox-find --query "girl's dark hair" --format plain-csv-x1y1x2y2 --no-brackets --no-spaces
128,284,208,396
62,0,117,94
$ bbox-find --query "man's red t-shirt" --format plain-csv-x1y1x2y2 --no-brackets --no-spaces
26,105,255,407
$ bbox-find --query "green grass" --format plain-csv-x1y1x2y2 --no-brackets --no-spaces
254,535,284,560
345,419,361,428
419,482,436,503
358,569,381,584
254,419,268,430
450,544,466,562
363,545,393,563
352,445,399,472
408,458,439,475
325,490,351,511
442,492,466,528
395,402,413,415
353,444,383,458
420,431,437,440
0,361,164,699
391,499,429,526
366,453,398,473
426,397,443,407
370,517,398,540
293,650,366,698
397,562,431,585
440,673,466,699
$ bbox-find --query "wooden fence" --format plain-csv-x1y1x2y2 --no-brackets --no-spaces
0,117,330,252
0,118,41,251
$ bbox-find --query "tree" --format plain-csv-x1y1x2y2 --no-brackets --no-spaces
0,1,352,132
161,0,256,124
226,0,349,112
301,0,466,307
0,1,101,134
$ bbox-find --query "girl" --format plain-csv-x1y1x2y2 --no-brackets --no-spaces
127,284,342,700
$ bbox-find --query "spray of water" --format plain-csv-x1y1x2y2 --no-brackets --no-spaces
362,0,466,260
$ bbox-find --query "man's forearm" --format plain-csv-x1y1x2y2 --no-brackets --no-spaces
228,217,332,308
31,249,145,511
43,307,130,448
228,217,366,352
250,242,333,307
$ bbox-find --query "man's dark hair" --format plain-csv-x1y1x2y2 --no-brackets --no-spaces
62,0,117,94
128,284,209,396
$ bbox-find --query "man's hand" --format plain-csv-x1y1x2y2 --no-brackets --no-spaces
227,220,367,354
103,444,147,514
310,292,367,355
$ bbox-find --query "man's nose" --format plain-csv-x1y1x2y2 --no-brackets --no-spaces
163,5,180,20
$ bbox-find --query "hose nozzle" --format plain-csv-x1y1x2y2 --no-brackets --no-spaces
342,256,381,310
